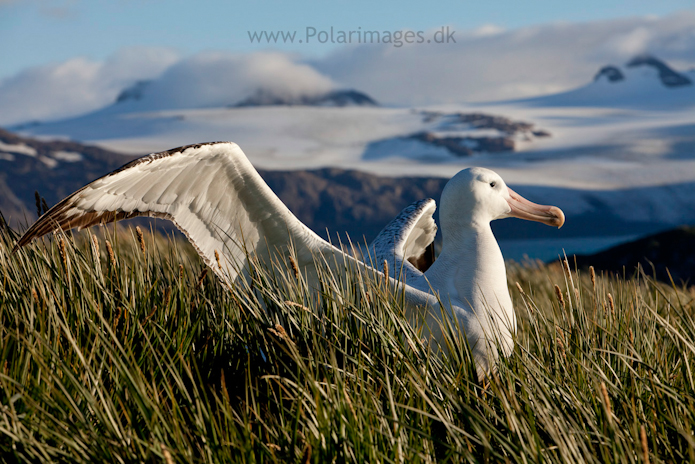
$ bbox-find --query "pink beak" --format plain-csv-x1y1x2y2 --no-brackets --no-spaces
507,187,565,228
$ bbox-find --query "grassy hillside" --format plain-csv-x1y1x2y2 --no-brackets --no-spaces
1,218,695,463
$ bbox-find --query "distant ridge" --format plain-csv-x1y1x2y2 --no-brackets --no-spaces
569,226,695,285
233,89,378,107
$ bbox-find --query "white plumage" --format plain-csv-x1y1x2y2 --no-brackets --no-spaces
16,142,564,380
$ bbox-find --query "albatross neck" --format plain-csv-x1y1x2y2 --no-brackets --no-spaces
426,221,513,324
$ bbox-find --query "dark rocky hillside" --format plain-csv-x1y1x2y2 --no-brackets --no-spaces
0,128,131,224
570,226,695,285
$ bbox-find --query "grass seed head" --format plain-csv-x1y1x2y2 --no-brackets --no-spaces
608,293,615,315
554,285,565,310
589,266,596,291
105,240,115,266
556,327,567,360
91,234,99,258
640,425,649,463
58,237,67,268
515,281,525,295
289,255,299,280
215,249,222,269
136,226,146,254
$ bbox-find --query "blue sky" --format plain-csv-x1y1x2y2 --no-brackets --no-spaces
1,0,694,80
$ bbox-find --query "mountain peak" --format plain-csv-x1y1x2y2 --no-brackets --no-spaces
115,80,152,103
593,65,625,83
624,54,692,88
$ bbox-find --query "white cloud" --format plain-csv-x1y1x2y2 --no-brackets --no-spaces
315,12,695,105
468,24,506,38
141,51,336,110
0,46,179,125
0,49,337,125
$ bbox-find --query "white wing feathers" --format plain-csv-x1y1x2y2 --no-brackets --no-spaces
369,199,437,283
15,142,337,285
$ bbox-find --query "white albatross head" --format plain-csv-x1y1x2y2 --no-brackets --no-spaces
439,167,565,233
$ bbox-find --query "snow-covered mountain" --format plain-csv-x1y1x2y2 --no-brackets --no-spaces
517,54,695,109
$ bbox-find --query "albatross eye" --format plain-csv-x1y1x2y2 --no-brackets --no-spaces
489,181,497,188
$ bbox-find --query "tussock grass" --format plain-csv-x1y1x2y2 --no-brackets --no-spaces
1,218,695,463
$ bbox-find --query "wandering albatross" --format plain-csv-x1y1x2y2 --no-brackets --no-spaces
14,142,565,379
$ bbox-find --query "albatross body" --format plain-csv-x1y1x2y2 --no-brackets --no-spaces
15,142,564,379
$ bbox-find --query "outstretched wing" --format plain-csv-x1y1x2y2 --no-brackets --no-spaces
369,199,437,283
14,142,339,285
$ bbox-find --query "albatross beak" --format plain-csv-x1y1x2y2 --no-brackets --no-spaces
506,187,565,228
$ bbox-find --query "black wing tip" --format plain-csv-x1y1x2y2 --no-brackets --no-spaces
13,218,51,252
13,228,40,252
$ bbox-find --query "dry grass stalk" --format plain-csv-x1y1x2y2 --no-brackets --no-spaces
302,442,312,464
160,443,174,464
284,300,311,312
144,305,158,324
196,268,208,289
600,382,612,426
640,425,649,463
